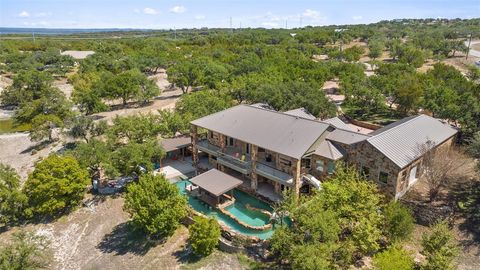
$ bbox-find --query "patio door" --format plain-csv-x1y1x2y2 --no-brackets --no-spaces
408,165,418,186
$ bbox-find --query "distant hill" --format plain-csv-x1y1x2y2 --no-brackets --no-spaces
0,27,153,36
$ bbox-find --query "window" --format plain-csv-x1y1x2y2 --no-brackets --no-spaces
301,158,311,169
209,132,214,139
226,137,234,147
327,161,335,174
361,166,370,179
378,171,388,184
316,160,325,172
279,157,291,167
245,144,250,154
408,165,418,186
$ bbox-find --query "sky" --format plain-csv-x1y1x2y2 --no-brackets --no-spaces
0,0,479,29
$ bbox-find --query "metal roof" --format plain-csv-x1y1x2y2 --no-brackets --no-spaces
326,128,371,145
191,104,330,159
161,136,191,152
321,117,352,130
367,114,458,168
284,107,316,120
314,140,346,160
189,169,243,196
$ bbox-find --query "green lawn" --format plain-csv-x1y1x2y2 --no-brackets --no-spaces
0,119,31,134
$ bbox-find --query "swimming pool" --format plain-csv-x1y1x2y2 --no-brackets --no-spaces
175,180,287,239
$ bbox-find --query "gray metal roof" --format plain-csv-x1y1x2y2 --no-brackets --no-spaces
367,114,458,168
189,169,243,196
161,136,191,152
191,104,330,159
321,117,352,130
326,128,371,145
314,140,346,160
284,107,316,120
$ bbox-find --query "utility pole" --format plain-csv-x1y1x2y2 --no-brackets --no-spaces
285,20,288,29
32,31,35,43
466,34,472,60
230,17,233,33
300,16,303,28
174,26,177,40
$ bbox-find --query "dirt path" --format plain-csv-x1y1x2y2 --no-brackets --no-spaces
0,133,61,181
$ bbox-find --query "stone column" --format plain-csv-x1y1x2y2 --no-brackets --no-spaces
250,144,258,190
191,125,199,167
292,159,301,197
219,134,226,152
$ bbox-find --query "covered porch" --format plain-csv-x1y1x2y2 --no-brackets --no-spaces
188,169,243,208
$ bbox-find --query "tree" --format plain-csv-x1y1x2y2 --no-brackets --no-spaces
0,70,53,107
399,46,425,68
72,139,116,178
111,139,164,176
124,174,187,238
373,245,415,270
189,216,221,256
108,114,161,144
467,132,480,171
368,40,384,60
0,164,28,226
0,230,51,270
29,114,63,142
167,60,203,94
417,141,466,202
383,201,415,242
157,110,189,138
421,221,459,270
343,45,365,62
175,90,234,122
70,72,108,114
23,155,89,218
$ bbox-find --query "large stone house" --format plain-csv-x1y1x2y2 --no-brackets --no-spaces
190,104,457,201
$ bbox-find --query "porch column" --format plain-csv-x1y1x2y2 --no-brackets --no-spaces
293,159,301,197
219,134,226,152
250,144,258,190
191,125,199,167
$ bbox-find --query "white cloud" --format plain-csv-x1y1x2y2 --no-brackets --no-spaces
302,9,319,19
143,7,159,15
194,15,206,20
170,6,186,14
352,15,363,21
35,12,50,17
18,11,29,17
262,21,279,28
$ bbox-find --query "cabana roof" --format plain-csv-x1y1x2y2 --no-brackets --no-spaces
190,169,243,197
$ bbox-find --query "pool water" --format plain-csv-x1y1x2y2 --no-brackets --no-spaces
175,180,286,239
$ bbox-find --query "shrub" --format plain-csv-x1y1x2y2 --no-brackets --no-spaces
383,201,415,242
0,230,51,269
23,155,89,218
421,221,459,270
124,174,187,238
189,216,221,256
373,245,415,270
0,164,28,226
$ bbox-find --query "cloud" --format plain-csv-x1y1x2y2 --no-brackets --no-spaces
302,9,319,19
262,21,279,28
35,12,51,17
194,15,206,20
352,15,363,21
170,6,186,14
143,7,159,15
18,11,30,17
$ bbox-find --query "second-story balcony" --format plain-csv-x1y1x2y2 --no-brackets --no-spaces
255,163,294,186
197,139,221,156
197,139,252,174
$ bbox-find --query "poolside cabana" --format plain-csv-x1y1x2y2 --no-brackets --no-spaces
189,169,243,207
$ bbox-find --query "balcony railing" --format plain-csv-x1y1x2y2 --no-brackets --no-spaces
197,139,252,174
217,155,251,174
255,163,293,185
197,139,221,156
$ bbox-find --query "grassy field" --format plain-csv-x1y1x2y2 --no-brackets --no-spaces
0,119,31,134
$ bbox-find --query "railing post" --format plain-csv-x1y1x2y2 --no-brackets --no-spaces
293,159,301,198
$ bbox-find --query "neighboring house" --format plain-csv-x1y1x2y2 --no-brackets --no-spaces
190,104,457,201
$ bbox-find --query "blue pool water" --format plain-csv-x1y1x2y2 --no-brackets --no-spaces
175,180,287,239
